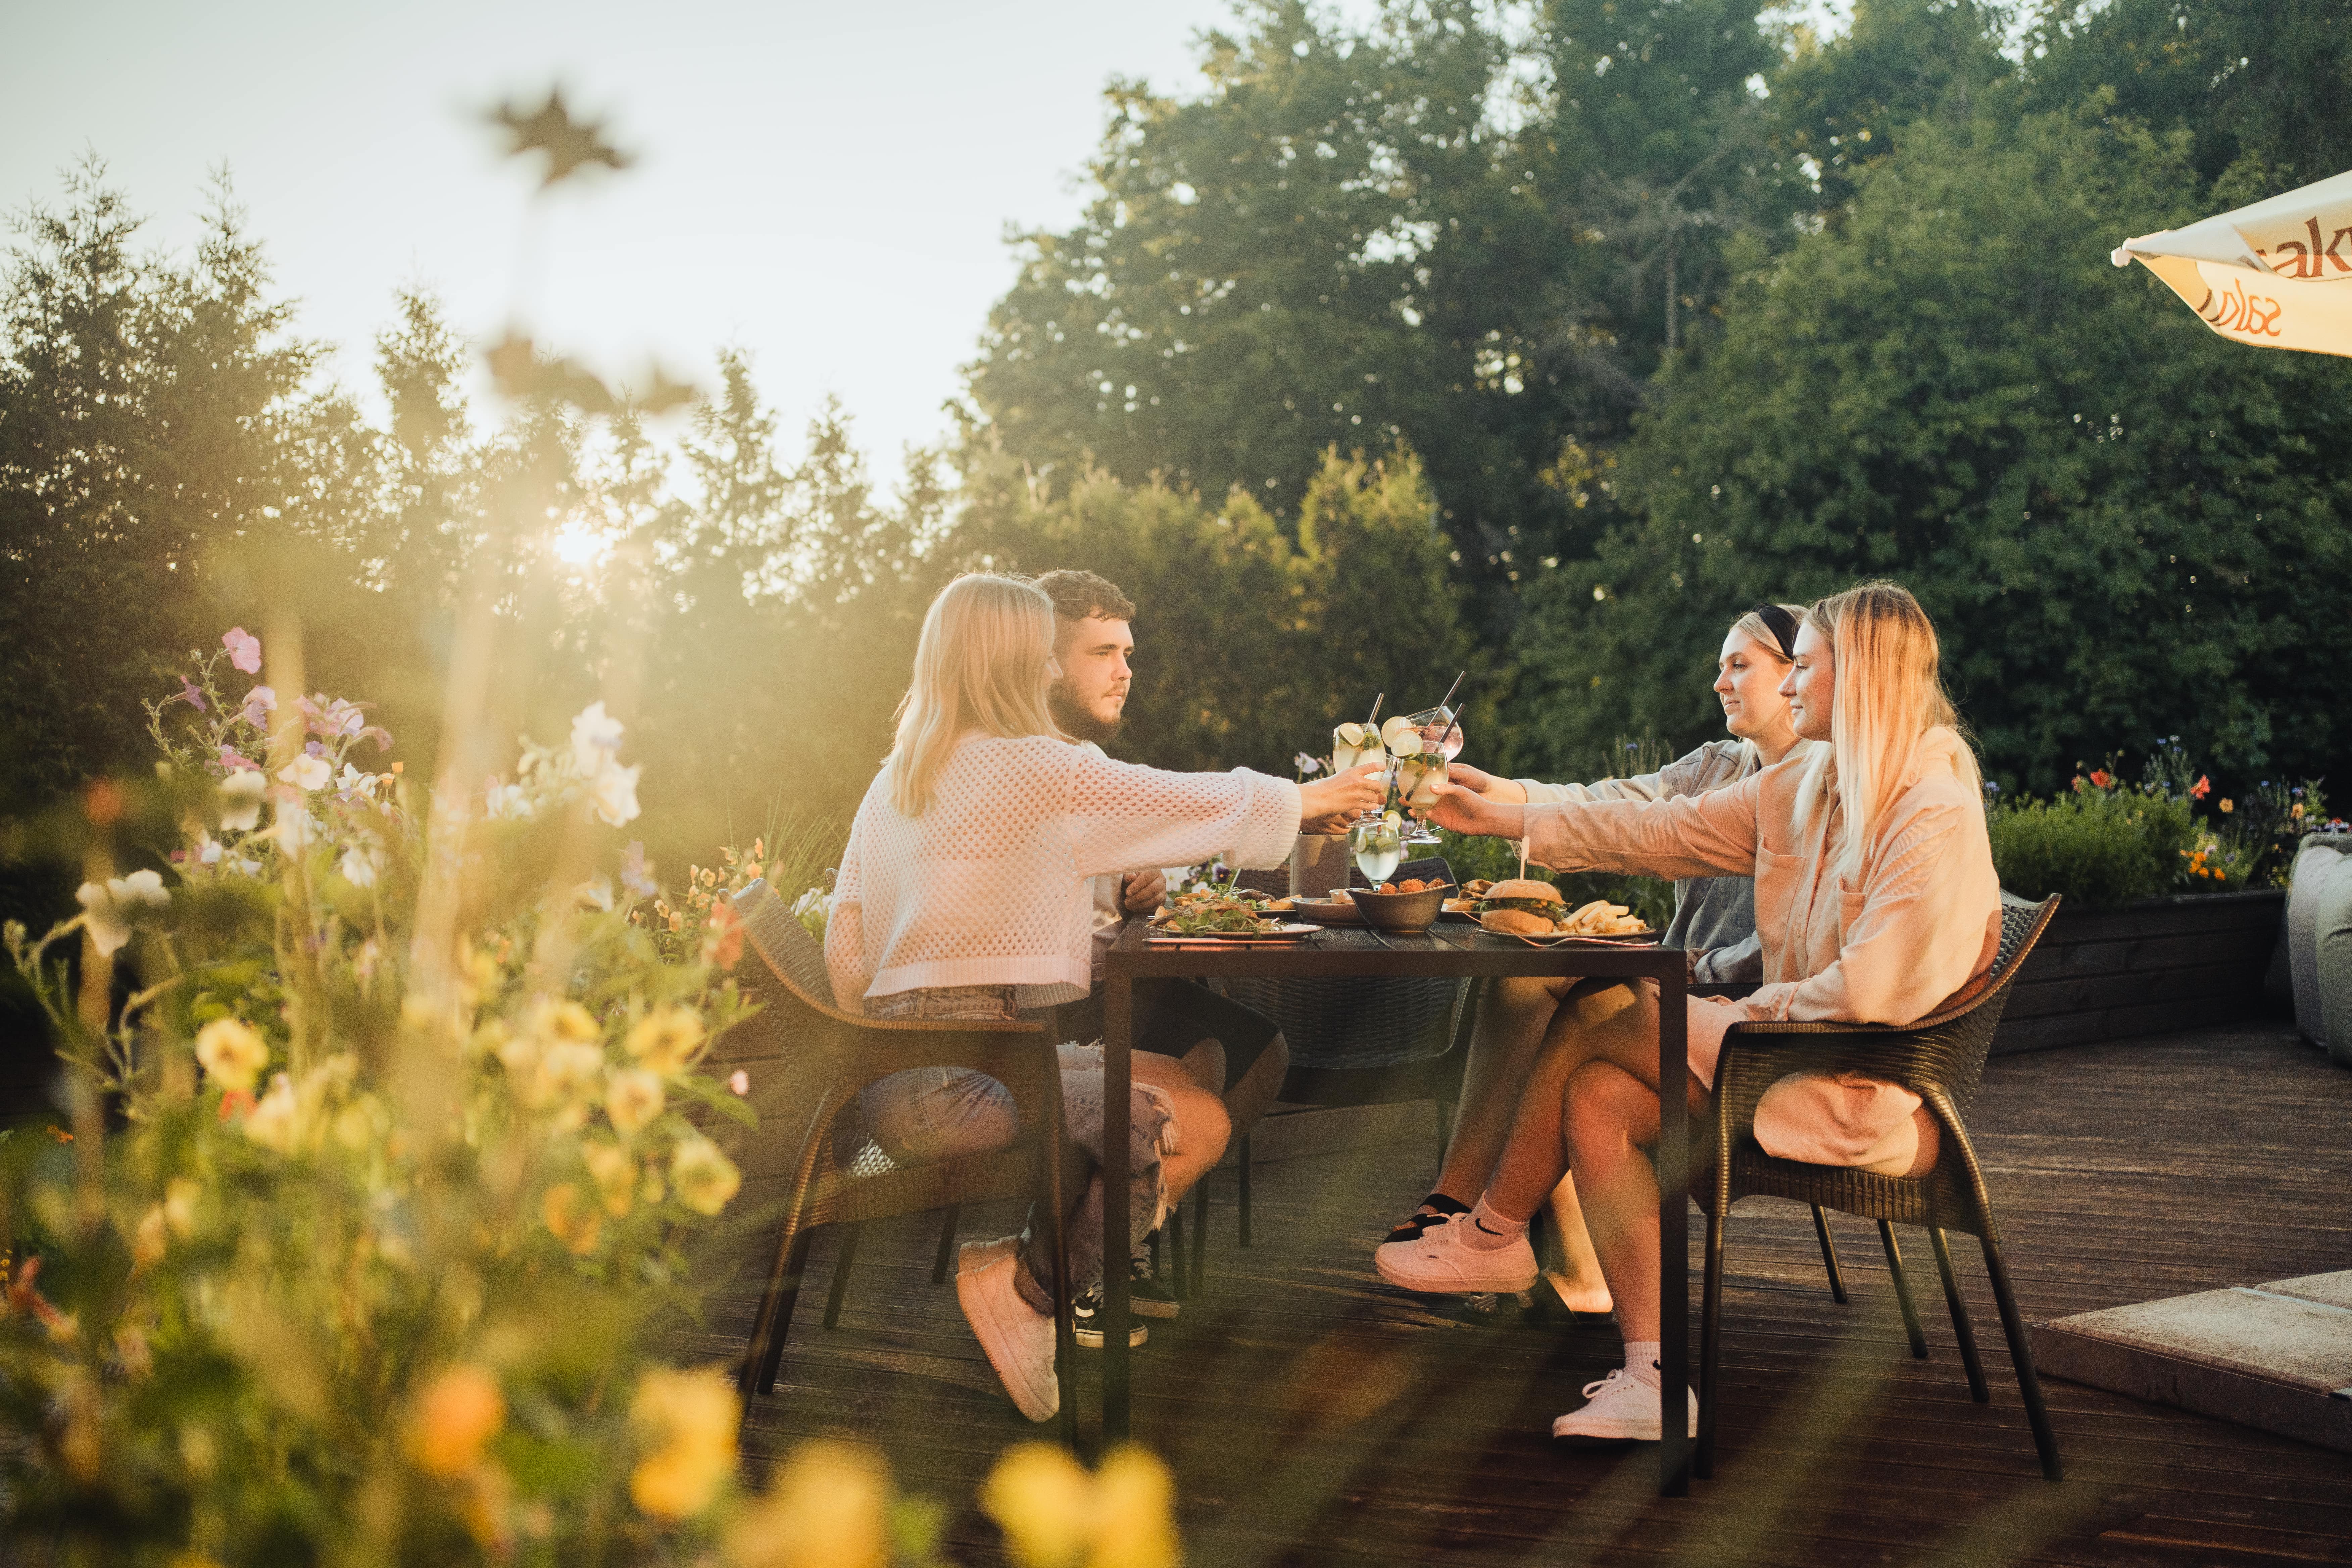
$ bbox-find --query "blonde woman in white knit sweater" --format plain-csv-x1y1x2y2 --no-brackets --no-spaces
826,572,1383,1422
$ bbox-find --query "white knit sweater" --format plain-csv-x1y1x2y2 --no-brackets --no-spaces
826,734,1303,1011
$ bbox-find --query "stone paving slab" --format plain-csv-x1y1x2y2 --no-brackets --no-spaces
2032,1270,2352,1453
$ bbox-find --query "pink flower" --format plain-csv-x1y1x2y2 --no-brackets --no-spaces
728,1070,750,1096
177,677,207,712
223,628,262,675
238,685,277,728
218,747,260,774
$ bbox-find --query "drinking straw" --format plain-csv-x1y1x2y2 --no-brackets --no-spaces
1365,693,1384,730
1435,669,1467,719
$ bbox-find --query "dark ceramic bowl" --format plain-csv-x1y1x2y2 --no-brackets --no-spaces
1345,883,1452,935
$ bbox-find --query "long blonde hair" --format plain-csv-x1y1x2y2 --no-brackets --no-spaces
1793,581,1979,879
887,573,1066,815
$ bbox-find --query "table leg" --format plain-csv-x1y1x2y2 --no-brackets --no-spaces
1656,960,1690,1497
1104,970,1133,1448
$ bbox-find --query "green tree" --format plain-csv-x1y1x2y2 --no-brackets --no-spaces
2022,0,2352,186
0,164,328,813
950,442,1472,776
1507,98,2352,793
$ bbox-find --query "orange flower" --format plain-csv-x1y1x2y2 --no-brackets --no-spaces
2191,774,2211,800
2089,769,2113,789
406,1364,506,1477
542,1183,603,1254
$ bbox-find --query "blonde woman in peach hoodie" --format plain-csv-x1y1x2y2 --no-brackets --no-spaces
1382,581,2000,1443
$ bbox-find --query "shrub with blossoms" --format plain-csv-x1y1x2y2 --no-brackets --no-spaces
0,629,778,1561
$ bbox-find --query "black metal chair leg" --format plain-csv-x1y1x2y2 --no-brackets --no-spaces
931,1205,961,1283
1978,1232,2062,1481
820,1222,863,1329
1166,1205,1187,1301
1697,1212,1726,1480
1190,1180,1209,1295
746,1225,814,1399
1811,1205,1849,1305
1237,1133,1253,1248
1435,1097,1452,1168
1878,1220,1929,1360
1930,1228,1989,1403
1040,1076,1078,1451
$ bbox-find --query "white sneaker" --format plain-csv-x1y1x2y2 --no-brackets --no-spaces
1373,1211,1540,1294
956,1240,1060,1422
1550,1369,1698,1442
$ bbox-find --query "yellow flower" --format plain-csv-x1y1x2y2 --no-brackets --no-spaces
193,1017,269,1092
982,1443,1180,1568
584,1140,638,1217
405,1363,506,1478
537,999,601,1044
629,1366,739,1520
605,1068,665,1136
132,1205,168,1267
670,1134,742,1216
542,1183,603,1255
242,1073,299,1153
724,1441,891,1568
533,1042,605,1109
2219,798,2235,814
626,1007,706,1073
163,1177,200,1238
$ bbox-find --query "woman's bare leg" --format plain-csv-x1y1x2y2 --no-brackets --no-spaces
1484,980,1658,1221
1542,1174,1613,1314
1426,975,1572,1204
1563,1060,1675,1341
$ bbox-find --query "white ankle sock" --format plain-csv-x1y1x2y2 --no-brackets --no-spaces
1459,1196,1529,1252
1621,1340,1663,1389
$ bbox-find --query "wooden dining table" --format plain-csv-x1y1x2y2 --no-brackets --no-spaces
1099,915,1697,1496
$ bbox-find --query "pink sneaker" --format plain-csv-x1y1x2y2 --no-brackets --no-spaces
956,1240,1059,1422
1373,1211,1539,1294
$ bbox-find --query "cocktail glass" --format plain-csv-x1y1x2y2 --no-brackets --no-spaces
1331,719,1386,776
1349,813,1406,886
1387,706,1462,845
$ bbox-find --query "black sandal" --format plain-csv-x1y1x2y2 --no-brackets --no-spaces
1381,1192,1472,1246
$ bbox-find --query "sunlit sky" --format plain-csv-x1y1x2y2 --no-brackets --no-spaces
6,1,1845,474
1,0,1295,469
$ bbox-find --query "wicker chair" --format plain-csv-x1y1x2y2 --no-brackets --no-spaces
1220,855,1474,1245
723,880,1085,1441
1696,895,2063,1481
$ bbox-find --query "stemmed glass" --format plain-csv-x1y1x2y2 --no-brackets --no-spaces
1348,813,1405,886
1384,705,1462,848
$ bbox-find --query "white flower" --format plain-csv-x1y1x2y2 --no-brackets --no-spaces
74,871,168,958
114,870,169,909
485,779,535,820
570,701,626,775
338,846,380,887
280,754,332,792
273,792,316,850
188,831,224,866
588,761,641,827
243,1073,299,1152
219,770,268,831
575,875,614,912
75,883,131,957
333,762,375,799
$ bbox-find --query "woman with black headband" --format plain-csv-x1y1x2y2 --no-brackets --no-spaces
1373,602,1810,1317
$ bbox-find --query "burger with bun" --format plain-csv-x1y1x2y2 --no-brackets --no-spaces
1476,879,1566,936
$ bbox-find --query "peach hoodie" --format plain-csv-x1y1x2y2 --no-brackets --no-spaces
1521,726,2001,1168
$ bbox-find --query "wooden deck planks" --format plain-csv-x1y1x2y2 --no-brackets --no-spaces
693,1022,2352,1567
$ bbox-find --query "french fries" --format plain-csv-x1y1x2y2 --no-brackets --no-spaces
1554,899,1648,936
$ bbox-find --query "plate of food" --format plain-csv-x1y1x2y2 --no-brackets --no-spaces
1147,894,1316,940
1468,879,1660,944
1441,877,1496,920
1287,894,1364,925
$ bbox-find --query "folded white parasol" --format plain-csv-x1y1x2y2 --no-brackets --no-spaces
2111,168,2352,356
